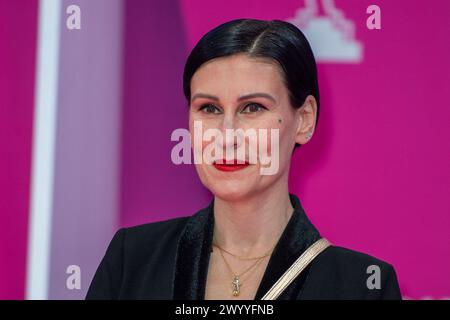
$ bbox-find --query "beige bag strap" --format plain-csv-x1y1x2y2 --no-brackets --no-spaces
261,238,331,300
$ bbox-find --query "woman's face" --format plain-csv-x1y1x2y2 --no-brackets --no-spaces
188,53,316,202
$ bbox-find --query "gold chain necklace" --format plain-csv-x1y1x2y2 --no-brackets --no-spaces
213,244,273,296
213,243,272,260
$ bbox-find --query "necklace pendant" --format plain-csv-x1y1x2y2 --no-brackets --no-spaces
232,276,240,296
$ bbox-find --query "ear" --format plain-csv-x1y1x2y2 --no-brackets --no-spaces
294,95,318,145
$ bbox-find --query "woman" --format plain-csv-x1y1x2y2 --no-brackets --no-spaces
86,19,401,300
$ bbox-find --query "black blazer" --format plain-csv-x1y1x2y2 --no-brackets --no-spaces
86,194,402,300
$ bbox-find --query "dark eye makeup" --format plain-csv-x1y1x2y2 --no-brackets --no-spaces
198,102,267,114
199,103,222,114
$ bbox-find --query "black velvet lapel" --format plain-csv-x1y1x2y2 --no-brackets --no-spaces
253,194,322,299
172,193,322,300
172,201,215,299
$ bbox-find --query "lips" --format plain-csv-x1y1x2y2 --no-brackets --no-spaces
213,159,250,172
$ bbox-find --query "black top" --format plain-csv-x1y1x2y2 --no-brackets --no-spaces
86,194,402,300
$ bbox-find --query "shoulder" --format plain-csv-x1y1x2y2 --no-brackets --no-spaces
316,245,394,271
122,216,190,244
86,216,190,299
301,245,402,299
114,216,190,258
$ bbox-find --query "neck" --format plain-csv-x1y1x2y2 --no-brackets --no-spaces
212,180,294,258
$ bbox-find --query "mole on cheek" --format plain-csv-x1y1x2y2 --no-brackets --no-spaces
278,118,282,124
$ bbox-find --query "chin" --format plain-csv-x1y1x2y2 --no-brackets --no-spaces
210,187,252,202
203,176,257,202
195,164,275,202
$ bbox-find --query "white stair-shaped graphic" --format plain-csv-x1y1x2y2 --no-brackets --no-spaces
287,0,363,63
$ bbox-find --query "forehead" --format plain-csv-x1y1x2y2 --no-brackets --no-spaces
190,54,286,97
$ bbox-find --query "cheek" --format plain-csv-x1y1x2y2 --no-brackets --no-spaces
254,117,292,154
277,123,297,164
189,117,219,152
260,118,296,174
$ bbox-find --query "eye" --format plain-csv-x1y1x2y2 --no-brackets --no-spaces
199,104,222,114
241,103,266,113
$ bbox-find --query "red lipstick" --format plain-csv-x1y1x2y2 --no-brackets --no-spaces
213,159,250,172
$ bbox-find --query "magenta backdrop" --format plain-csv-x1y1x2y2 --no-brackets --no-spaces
0,1,38,299
121,0,450,299
1,0,449,300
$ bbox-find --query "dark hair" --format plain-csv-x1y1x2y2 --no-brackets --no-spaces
183,19,320,149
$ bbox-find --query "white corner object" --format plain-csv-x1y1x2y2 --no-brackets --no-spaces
287,0,363,63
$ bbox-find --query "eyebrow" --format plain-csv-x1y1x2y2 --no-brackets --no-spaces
191,92,277,104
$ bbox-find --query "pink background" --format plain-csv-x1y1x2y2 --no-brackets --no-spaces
0,0,38,299
1,0,449,299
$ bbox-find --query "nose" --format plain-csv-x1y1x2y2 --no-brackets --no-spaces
218,113,244,153
222,114,235,149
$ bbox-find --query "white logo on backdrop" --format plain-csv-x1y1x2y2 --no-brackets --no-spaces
287,0,363,63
